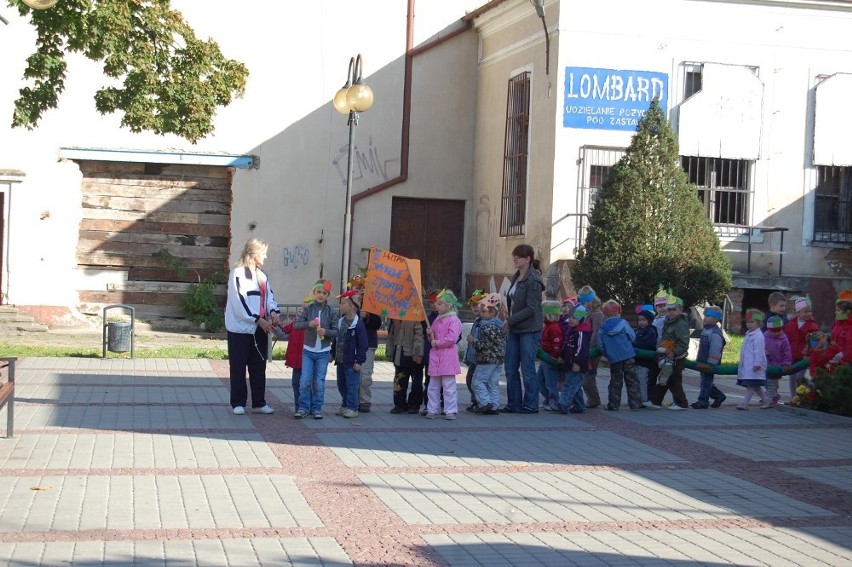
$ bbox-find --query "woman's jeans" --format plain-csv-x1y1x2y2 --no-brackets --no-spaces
299,350,330,414
504,330,541,411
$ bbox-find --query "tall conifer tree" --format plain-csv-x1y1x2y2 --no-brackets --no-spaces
572,99,732,307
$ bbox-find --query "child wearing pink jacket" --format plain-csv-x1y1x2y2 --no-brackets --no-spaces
425,290,463,420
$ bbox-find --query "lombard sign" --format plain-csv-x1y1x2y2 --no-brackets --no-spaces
563,67,668,131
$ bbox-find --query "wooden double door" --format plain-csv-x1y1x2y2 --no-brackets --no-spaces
389,197,465,297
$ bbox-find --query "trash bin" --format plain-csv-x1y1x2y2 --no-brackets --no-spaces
103,304,135,358
107,322,132,353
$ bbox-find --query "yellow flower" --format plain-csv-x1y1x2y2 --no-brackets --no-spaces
796,385,808,395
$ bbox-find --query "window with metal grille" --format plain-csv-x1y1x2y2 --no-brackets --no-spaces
575,146,625,250
681,156,751,235
814,166,852,244
500,72,531,237
683,63,703,99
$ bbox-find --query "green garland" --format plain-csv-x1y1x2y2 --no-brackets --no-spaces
537,347,809,377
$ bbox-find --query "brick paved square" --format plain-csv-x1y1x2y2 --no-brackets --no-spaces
11,404,255,431
321,430,683,467
0,537,352,566
783,466,852,494
668,427,852,461
604,405,802,426
0,475,321,532
0,432,281,470
423,527,852,566
361,469,835,525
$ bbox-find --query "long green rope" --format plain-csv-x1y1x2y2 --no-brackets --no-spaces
537,346,808,378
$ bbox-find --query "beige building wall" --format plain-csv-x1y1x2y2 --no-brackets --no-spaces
470,0,852,305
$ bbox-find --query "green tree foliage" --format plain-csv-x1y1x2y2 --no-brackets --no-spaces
10,0,248,143
572,99,732,307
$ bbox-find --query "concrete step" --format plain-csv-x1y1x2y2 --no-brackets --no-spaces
0,321,49,333
0,307,24,321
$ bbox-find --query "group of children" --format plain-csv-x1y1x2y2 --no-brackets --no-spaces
273,278,851,420
526,286,852,413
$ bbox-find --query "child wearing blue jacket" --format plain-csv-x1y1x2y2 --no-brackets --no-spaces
599,300,642,411
332,290,368,418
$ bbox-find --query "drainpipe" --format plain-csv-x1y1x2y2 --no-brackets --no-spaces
349,0,510,220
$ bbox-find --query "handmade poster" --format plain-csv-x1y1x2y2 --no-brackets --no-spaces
362,248,425,321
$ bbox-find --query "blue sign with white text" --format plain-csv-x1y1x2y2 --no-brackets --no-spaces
563,67,668,131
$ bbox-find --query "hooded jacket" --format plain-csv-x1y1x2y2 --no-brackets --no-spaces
784,316,820,361
561,319,592,369
763,329,792,368
632,323,658,370
428,313,463,377
598,317,637,364
662,313,690,359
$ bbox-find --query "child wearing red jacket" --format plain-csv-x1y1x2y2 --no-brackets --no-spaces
539,300,565,410
784,296,819,399
281,301,308,410
830,290,852,366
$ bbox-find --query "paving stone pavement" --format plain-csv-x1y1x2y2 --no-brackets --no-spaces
0,357,850,566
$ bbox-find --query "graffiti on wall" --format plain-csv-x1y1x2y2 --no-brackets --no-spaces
332,136,401,187
282,245,311,270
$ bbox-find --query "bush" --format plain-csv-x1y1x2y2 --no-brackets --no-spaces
814,365,852,417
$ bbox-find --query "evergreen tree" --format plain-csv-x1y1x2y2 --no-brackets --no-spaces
572,99,732,308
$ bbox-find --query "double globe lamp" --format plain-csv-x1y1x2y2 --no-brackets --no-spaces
333,55,373,295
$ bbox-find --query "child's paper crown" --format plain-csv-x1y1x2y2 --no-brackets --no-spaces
478,293,502,309
572,305,589,321
634,304,655,314
602,302,621,316
577,291,596,304
313,279,332,293
704,306,723,321
436,288,462,309
542,303,562,316
426,289,441,303
838,289,852,303
794,295,811,312
654,285,669,306
766,315,784,329
666,293,683,308
347,274,365,290
467,289,487,307
745,309,764,323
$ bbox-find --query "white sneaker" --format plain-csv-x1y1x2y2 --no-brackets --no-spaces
253,405,274,414
668,404,686,411
642,401,656,408
342,408,359,418
232,406,245,415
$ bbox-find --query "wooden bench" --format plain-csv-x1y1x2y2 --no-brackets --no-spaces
0,357,16,438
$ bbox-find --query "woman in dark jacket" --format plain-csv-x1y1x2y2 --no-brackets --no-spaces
502,244,545,413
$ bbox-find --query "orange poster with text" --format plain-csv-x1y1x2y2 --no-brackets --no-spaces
362,248,426,321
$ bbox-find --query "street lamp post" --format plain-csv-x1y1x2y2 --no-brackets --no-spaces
333,54,373,295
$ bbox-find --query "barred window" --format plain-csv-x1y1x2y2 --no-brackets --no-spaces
500,72,531,237
682,156,751,235
576,146,625,251
814,166,852,244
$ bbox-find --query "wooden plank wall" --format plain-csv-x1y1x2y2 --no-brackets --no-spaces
76,161,231,321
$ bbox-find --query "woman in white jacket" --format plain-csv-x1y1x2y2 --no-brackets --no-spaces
225,238,280,415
